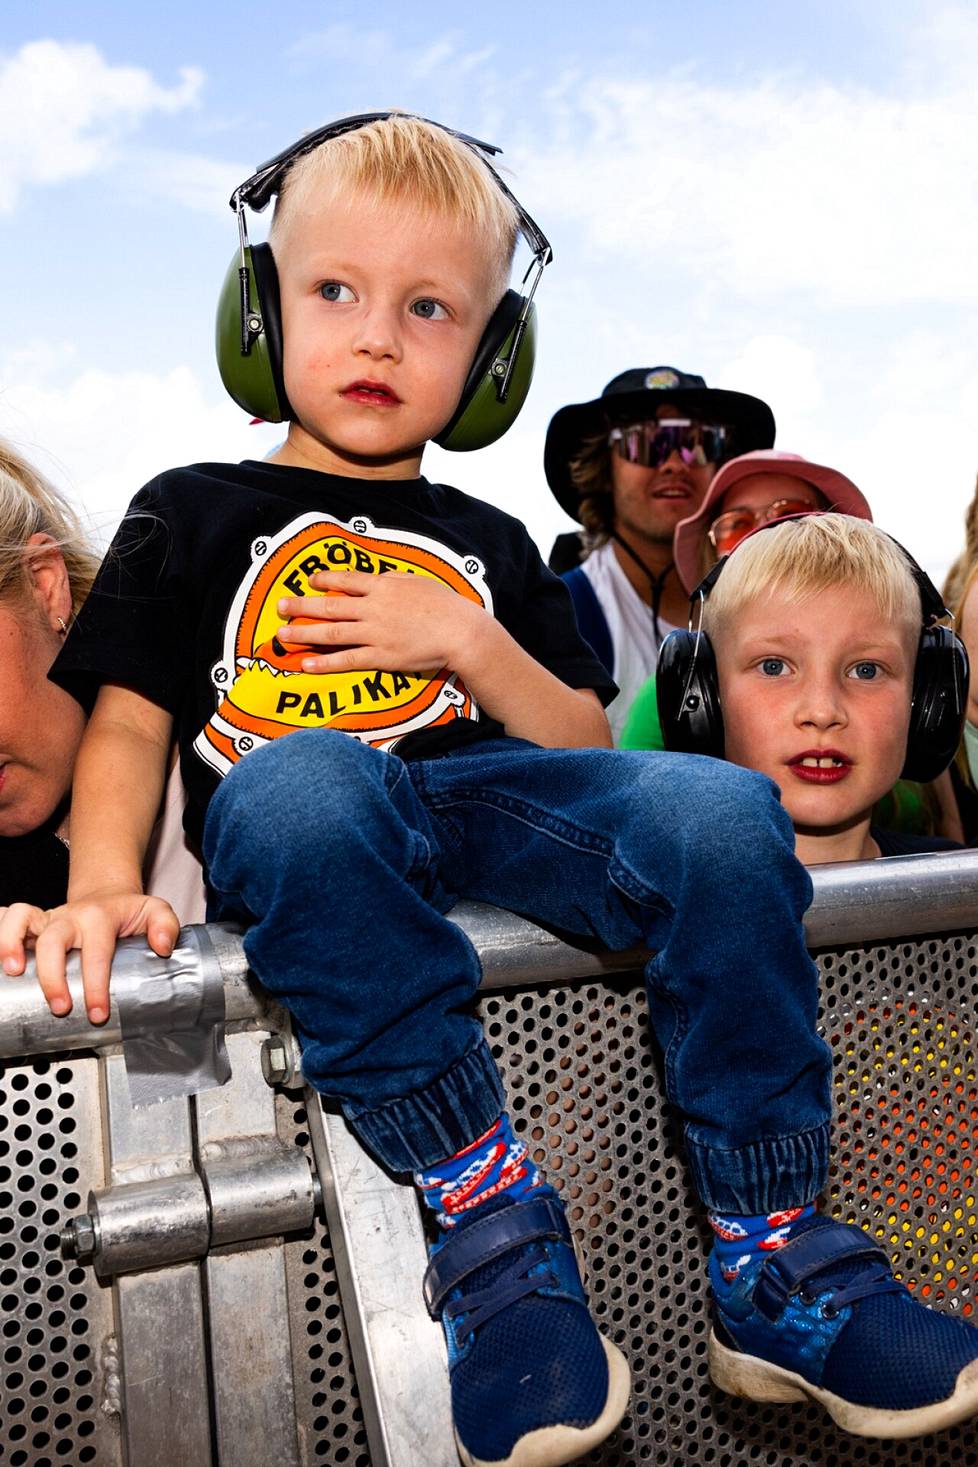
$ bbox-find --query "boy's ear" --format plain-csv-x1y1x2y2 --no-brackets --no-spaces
215,243,292,423
436,291,538,453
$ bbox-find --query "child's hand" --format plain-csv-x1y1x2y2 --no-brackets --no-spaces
0,893,181,1025
275,570,487,677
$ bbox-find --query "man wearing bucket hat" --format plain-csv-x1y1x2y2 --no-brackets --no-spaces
544,367,775,742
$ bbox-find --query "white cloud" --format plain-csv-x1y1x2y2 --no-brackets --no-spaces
0,348,281,543
123,146,248,218
285,24,496,83
515,66,978,308
0,40,204,211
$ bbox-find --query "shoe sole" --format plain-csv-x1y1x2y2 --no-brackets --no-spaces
456,1335,631,1467
709,1328,978,1439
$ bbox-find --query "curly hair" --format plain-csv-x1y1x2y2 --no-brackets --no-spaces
568,428,614,548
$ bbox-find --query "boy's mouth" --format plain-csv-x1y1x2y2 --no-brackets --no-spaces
787,750,853,785
341,379,402,406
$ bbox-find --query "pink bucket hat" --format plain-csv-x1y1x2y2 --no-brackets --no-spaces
673,449,874,592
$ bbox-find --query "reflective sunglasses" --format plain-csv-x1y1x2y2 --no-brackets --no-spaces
607,418,731,469
708,498,820,558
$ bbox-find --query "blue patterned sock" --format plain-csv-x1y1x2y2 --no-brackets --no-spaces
709,1202,818,1288
414,1113,545,1230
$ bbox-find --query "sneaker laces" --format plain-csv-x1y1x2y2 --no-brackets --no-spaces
802,1255,906,1319
443,1243,557,1337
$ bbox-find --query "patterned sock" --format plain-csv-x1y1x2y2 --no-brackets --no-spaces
414,1113,545,1230
708,1202,818,1287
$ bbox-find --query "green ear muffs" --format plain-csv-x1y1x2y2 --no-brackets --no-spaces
435,289,538,452
215,112,551,446
216,242,291,423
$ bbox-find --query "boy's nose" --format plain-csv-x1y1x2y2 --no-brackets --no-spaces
794,676,847,730
352,305,402,362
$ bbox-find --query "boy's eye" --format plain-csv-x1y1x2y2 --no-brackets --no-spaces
759,657,787,677
319,282,355,303
411,298,449,320
848,661,881,680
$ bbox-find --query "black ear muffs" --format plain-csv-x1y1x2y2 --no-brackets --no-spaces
904,624,969,782
656,628,725,758
655,529,970,783
215,113,551,445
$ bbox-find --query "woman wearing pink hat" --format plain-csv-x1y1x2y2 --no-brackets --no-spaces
622,450,874,748
672,448,874,593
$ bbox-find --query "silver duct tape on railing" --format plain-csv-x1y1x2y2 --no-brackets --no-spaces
0,921,256,1060
3,851,978,1059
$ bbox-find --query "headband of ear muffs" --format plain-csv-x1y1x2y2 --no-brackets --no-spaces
655,524,969,784
215,112,552,451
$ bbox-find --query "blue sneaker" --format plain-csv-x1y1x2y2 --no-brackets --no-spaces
709,1213,978,1438
423,1190,631,1466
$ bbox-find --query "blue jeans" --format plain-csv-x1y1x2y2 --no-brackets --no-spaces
203,729,832,1213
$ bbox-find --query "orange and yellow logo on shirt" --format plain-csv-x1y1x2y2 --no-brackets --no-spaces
193,511,491,776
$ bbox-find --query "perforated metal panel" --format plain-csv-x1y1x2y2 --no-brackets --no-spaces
0,1054,120,1467
480,932,978,1466
5,933,978,1467
279,1093,372,1467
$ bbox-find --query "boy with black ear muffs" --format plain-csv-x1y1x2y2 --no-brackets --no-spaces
658,511,968,863
5,115,978,1460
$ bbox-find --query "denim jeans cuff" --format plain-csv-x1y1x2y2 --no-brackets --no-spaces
342,1042,506,1174
684,1122,831,1214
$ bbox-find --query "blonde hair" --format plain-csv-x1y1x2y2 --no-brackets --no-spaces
270,114,519,302
943,468,978,608
703,514,921,641
0,441,100,617
953,556,978,790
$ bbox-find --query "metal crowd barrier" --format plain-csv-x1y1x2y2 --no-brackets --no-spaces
3,850,978,1466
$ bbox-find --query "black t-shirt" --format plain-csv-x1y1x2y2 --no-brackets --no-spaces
0,827,69,908
871,826,963,857
52,460,616,850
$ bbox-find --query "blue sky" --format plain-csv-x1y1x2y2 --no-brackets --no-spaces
3,1,978,579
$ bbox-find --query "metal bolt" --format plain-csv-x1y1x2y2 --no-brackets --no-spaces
261,1035,289,1086
61,1213,97,1262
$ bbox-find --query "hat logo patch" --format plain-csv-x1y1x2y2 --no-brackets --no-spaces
645,369,680,390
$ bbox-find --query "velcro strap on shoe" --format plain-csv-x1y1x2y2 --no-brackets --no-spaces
423,1196,569,1318
753,1223,890,1322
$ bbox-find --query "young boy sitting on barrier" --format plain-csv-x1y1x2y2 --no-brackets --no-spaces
656,512,967,864
4,115,978,1461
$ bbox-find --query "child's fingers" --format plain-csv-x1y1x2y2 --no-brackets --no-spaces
0,902,49,978
74,917,120,1026
32,916,80,1017
146,903,181,958
276,593,359,620
277,617,362,648
304,569,373,594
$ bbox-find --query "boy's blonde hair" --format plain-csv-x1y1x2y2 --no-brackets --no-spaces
703,514,921,642
0,440,100,618
270,114,519,303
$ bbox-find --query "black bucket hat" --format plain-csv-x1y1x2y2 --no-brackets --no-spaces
544,366,776,521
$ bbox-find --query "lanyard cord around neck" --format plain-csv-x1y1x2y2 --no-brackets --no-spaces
612,531,675,646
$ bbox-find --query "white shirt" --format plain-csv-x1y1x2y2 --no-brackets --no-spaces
580,541,679,745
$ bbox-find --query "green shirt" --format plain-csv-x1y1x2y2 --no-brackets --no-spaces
621,675,666,751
